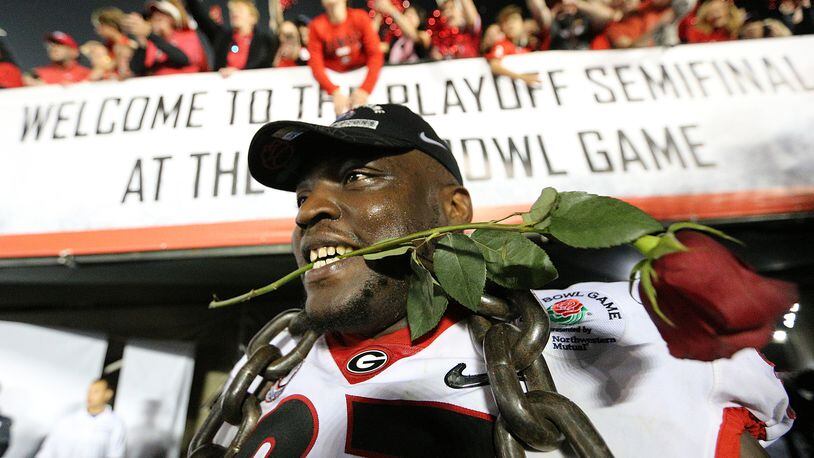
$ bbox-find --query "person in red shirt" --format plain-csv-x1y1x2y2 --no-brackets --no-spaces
307,0,384,116
597,0,678,48
124,0,208,76
273,20,309,67
0,29,23,89
679,0,745,43
486,5,540,86
24,31,91,86
426,0,481,59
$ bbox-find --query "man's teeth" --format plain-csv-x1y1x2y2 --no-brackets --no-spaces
309,245,353,267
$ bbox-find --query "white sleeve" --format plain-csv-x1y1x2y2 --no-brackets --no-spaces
34,418,61,458
711,348,794,442
107,417,126,458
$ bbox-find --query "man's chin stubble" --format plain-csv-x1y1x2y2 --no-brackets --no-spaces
303,275,407,335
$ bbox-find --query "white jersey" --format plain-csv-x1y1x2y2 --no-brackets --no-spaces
217,282,793,458
36,405,126,458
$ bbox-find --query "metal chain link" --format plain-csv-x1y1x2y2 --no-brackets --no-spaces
475,290,614,458
190,293,612,457
188,309,318,458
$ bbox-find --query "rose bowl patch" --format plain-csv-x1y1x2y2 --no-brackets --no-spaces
534,289,626,360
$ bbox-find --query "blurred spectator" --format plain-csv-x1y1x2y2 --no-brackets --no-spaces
372,0,430,64
80,41,117,81
36,379,126,458
23,31,91,86
186,0,279,77
426,0,481,60
777,0,814,34
486,5,540,86
679,0,744,43
91,7,134,79
125,0,208,76
0,28,23,89
307,0,383,116
528,0,620,50
296,14,312,47
740,16,793,38
273,20,309,67
594,0,684,48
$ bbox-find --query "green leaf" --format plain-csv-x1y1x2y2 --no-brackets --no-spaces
522,187,558,226
432,234,486,312
646,232,688,259
470,230,558,289
637,261,675,327
548,192,663,248
406,256,449,341
362,245,413,260
667,222,743,245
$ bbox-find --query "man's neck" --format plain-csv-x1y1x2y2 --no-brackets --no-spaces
235,24,254,36
87,405,106,416
326,3,348,24
373,317,408,338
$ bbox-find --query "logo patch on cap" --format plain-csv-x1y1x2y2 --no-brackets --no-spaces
330,119,379,129
272,127,305,141
261,140,295,171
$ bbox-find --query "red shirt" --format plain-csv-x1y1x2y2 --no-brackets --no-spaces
679,13,734,43
485,39,529,60
32,62,91,85
427,11,481,59
602,1,670,48
0,62,23,88
145,29,208,76
307,8,384,94
226,31,253,69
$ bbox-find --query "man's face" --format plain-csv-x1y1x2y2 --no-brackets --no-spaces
86,381,111,410
500,13,525,40
46,43,76,63
292,147,449,336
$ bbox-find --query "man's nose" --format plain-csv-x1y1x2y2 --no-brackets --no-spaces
295,182,342,229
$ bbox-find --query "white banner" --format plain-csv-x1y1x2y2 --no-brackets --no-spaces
0,322,108,458
115,340,195,458
1,36,813,258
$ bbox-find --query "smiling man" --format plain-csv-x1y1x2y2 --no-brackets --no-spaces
207,104,793,458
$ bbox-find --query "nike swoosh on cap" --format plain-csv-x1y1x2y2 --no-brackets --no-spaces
419,131,447,150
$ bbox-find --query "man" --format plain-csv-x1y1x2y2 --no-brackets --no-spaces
0,28,23,89
210,105,792,457
37,379,126,458
307,0,383,116
24,32,91,86
486,5,540,86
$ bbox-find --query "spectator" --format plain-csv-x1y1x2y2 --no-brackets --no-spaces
679,0,745,43
486,5,540,86
307,0,384,116
80,41,117,81
36,379,126,458
273,20,309,67
740,15,793,38
186,0,279,77
296,14,312,47
426,0,481,60
0,28,23,89
595,0,681,48
372,0,430,64
125,0,208,76
528,0,620,50
777,0,814,35
23,31,91,86
91,7,134,79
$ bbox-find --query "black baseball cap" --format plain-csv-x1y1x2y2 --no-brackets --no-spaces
247,104,462,191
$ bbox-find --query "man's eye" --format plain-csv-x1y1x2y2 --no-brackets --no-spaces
296,194,308,207
343,171,368,184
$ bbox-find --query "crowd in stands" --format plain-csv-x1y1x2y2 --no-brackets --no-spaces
0,0,812,109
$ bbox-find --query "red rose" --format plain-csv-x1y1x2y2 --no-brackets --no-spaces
639,231,798,361
553,299,583,317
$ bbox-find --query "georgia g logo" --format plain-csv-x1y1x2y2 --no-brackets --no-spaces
347,350,388,374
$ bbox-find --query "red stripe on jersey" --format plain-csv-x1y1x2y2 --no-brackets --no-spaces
714,407,768,458
326,310,465,384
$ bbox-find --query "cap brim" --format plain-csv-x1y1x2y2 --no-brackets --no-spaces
248,120,413,192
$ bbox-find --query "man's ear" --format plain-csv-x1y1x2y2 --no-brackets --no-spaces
104,389,114,403
439,185,472,225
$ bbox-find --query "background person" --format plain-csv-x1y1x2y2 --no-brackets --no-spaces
307,0,384,116
80,40,116,81
23,31,90,86
371,0,430,64
186,0,279,77
426,0,481,59
36,379,126,458
0,28,23,89
485,5,540,86
91,7,134,79
125,0,207,77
